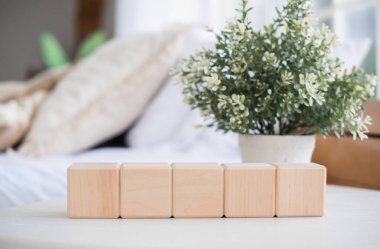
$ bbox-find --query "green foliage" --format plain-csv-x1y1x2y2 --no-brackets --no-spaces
40,32,68,69
40,30,107,69
76,30,107,60
172,0,377,139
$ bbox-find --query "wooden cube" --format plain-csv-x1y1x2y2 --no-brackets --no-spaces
120,163,172,218
224,163,275,217
274,163,326,217
67,163,120,218
172,163,223,218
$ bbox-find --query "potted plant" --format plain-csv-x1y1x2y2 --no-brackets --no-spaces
172,0,377,162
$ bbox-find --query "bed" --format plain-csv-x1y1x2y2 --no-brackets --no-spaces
0,130,240,209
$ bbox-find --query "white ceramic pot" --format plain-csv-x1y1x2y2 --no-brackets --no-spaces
238,134,316,163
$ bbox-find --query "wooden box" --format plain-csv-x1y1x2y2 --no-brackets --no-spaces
312,135,380,190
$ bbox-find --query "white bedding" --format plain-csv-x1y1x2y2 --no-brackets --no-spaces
0,136,240,210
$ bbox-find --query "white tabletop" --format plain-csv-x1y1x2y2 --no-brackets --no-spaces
0,185,380,249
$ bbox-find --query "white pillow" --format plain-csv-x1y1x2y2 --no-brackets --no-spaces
126,27,216,148
18,29,183,156
127,79,190,147
126,77,239,154
126,27,239,155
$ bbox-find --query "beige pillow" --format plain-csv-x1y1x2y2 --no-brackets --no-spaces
23,66,71,97
0,82,27,102
0,67,70,102
0,91,46,151
18,30,183,156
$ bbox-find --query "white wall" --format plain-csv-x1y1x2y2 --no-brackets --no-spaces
114,0,289,37
114,0,238,37
0,0,77,81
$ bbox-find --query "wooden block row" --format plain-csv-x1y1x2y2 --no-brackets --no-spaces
67,163,326,219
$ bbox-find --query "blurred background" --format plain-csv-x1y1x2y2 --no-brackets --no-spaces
0,0,379,97
0,0,379,210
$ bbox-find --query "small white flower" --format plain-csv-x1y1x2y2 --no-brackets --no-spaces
205,73,221,91
351,115,371,140
281,71,294,85
237,22,246,34
365,74,377,87
262,52,278,67
191,56,210,74
299,73,324,105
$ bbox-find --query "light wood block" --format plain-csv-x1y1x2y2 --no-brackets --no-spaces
224,163,275,217
67,163,120,218
172,163,224,218
274,163,326,217
120,163,172,218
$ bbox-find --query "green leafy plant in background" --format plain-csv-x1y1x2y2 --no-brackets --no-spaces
172,0,377,140
76,31,107,60
40,30,107,69
40,32,68,69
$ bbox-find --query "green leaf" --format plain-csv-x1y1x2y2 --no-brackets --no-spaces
40,32,68,69
76,30,107,60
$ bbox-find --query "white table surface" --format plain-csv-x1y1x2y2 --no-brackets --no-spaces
0,185,380,249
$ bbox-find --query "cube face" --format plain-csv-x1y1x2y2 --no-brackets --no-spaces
224,163,275,217
275,163,326,217
67,163,120,218
172,163,223,218
120,163,172,218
